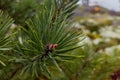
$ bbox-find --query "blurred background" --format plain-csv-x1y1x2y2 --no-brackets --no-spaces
69,1,120,79
72,0,120,52
79,0,120,11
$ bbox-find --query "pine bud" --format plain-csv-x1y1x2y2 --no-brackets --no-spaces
53,44,58,49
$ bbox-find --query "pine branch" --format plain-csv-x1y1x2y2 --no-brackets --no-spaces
0,0,82,79
52,5,62,22
75,58,91,79
9,64,23,80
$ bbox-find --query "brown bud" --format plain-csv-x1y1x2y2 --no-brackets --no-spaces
53,44,58,49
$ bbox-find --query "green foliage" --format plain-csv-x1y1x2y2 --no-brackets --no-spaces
0,0,78,26
0,0,40,25
0,10,14,66
60,45,120,80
